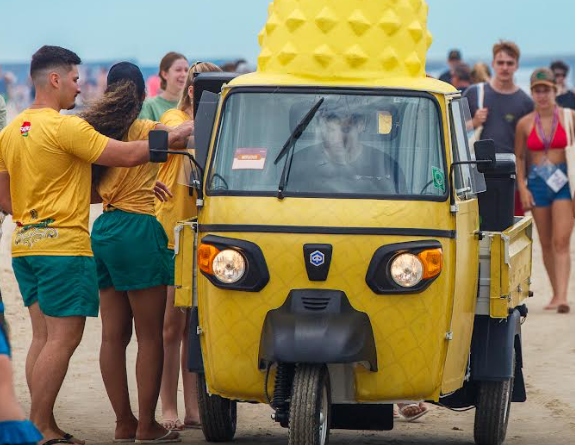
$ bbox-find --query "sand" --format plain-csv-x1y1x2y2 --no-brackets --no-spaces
1,208,574,445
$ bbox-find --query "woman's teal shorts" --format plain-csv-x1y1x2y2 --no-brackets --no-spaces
91,210,174,291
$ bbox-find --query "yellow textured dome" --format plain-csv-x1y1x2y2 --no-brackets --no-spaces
257,0,432,80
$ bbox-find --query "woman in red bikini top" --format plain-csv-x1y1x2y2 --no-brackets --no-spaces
515,68,575,314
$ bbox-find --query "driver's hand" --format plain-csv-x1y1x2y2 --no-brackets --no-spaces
154,180,173,202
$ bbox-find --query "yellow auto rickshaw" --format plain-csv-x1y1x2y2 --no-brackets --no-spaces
155,1,533,444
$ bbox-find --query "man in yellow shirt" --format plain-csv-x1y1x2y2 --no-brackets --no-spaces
0,46,190,445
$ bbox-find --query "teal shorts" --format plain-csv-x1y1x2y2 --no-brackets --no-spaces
91,210,174,291
12,256,99,317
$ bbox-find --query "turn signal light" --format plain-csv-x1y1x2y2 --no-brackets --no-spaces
198,244,220,275
418,248,443,279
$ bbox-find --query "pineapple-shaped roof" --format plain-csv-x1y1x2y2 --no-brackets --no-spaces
257,0,432,80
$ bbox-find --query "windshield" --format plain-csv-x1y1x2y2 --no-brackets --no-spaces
208,91,446,199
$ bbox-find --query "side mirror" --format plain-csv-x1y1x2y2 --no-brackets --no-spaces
148,130,168,163
474,139,496,173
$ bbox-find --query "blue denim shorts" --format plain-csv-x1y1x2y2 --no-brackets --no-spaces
527,163,571,208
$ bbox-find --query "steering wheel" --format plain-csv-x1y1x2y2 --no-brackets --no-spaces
419,179,436,195
210,173,229,191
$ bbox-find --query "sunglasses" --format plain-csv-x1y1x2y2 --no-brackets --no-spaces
553,71,567,78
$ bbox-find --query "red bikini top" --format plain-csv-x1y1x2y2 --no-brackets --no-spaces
527,121,568,151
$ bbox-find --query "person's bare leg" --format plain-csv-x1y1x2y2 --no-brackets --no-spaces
159,286,186,430
25,303,47,393
550,200,573,309
531,206,558,308
29,315,85,442
0,356,26,421
129,286,178,441
24,305,72,441
181,314,199,426
100,287,138,440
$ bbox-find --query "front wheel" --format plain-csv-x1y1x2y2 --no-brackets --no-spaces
474,354,515,445
197,373,237,442
288,364,331,445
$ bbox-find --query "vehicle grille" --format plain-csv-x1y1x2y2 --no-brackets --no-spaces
301,296,331,311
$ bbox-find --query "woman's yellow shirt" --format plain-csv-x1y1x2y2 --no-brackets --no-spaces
97,119,159,215
156,108,196,250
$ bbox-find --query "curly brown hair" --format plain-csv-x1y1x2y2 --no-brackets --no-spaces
81,80,144,140
81,80,144,185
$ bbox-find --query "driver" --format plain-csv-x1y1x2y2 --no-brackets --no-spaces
289,101,406,194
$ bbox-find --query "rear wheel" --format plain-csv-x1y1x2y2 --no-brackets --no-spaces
197,373,237,442
474,353,515,445
288,364,331,445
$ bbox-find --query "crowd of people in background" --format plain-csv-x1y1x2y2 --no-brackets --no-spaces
440,42,574,314
2,38,575,445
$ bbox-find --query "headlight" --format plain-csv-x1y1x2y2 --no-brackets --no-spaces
212,249,246,284
390,253,423,288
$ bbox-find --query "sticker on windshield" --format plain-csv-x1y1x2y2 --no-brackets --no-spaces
377,111,392,135
432,166,446,192
232,148,267,170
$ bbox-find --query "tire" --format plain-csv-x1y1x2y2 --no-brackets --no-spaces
197,373,237,442
288,364,331,445
474,352,516,445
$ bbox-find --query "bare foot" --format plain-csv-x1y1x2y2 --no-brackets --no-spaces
544,297,559,310
161,418,184,431
115,417,138,441
136,421,180,441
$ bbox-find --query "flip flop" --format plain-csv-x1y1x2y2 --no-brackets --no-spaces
557,304,570,314
113,438,136,443
42,440,74,445
183,421,201,430
63,433,85,445
399,403,429,423
135,431,181,444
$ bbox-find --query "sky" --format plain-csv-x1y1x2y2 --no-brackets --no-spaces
0,0,573,65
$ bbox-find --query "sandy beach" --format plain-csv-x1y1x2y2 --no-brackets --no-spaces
1,208,574,445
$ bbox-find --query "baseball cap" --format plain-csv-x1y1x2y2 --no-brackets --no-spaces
107,62,146,97
448,49,462,61
530,68,556,89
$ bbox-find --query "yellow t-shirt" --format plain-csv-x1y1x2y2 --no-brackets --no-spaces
156,108,196,249
97,119,159,215
0,108,109,257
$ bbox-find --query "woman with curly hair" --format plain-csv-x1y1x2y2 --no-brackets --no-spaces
82,62,191,444
155,62,222,431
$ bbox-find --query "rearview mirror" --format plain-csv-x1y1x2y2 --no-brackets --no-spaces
474,139,496,173
149,130,168,163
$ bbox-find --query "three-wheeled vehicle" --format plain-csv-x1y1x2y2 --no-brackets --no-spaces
157,1,533,444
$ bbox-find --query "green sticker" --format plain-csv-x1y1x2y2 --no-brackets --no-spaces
432,166,445,192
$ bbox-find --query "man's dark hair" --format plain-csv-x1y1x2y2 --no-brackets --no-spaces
453,63,471,82
30,45,81,80
550,60,569,75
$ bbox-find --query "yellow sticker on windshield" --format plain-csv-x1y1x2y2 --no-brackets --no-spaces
378,111,392,135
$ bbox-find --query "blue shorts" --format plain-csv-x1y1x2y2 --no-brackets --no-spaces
527,163,571,208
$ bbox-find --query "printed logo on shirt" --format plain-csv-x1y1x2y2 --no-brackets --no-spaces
504,114,516,123
20,121,31,137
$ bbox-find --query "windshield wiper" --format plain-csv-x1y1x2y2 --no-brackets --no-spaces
275,97,324,199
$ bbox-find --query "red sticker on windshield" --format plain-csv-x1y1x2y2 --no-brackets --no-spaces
232,148,267,170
